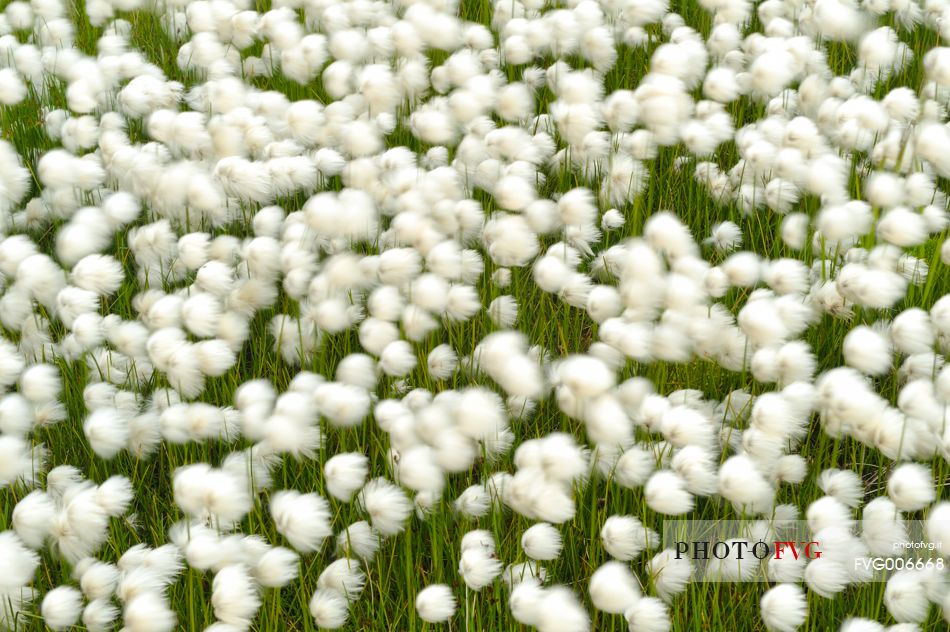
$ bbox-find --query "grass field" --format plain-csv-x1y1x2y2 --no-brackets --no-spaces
1,0,950,629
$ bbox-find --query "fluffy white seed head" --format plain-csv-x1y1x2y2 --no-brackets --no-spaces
270,490,332,553
415,584,457,623
624,596,670,632
601,515,656,561
645,470,694,515
647,548,692,602
357,478,412,536
760,583,807,632
843,325,893,375
521,523,562,561
317,558,365,602
211,564,261,628
884,570,929,623
887,464,935,512
589,561,641,614
458,546,502,591
41,585,83,631
122,591,177,632
324,453,369,501
309,589,348,629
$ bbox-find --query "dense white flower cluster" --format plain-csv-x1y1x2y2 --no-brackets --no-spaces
1,0,950,629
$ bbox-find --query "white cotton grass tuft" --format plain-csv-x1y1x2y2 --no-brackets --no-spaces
521,523,562,561
461,530,496,555
843,325,893,376
427,344,458,380
0,531,40,594
0,435,47,489
886,463,935,512
379,340,417,377
537,586,591,632
718,455,775,514
41,585,83,631
12,490,56,549
602,209,625,230
861,497,908,556
883,570,929,623
318,558,365,602
601,515,657,561
270,490,332,553
589,561,641,614
804,557,850,598
458,545,502,591
172,463,251,529
613,445,656,488
77,559,120,600
211,564,261,628
20,364,61,403
357,477,413,536
890,308,934,355
806,496,853,533
83,409,131,459
760,583,807,632
83,598,119,631
253,547,299,588
488,295,519,327
309,589,349,629
837,618,887,632
644,470,694,515
624,595,670,632
415,584,457,623
324,452,369,501
646,549,692,602
706,221,742,252
454,484,491,518
817,469,864,508
122,591,177,632
336,521,381,560
768,549,807,584
509,579,545,625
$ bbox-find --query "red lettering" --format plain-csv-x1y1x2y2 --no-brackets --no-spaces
774,541,800,560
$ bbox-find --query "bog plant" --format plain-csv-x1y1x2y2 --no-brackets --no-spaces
0,0,949,630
